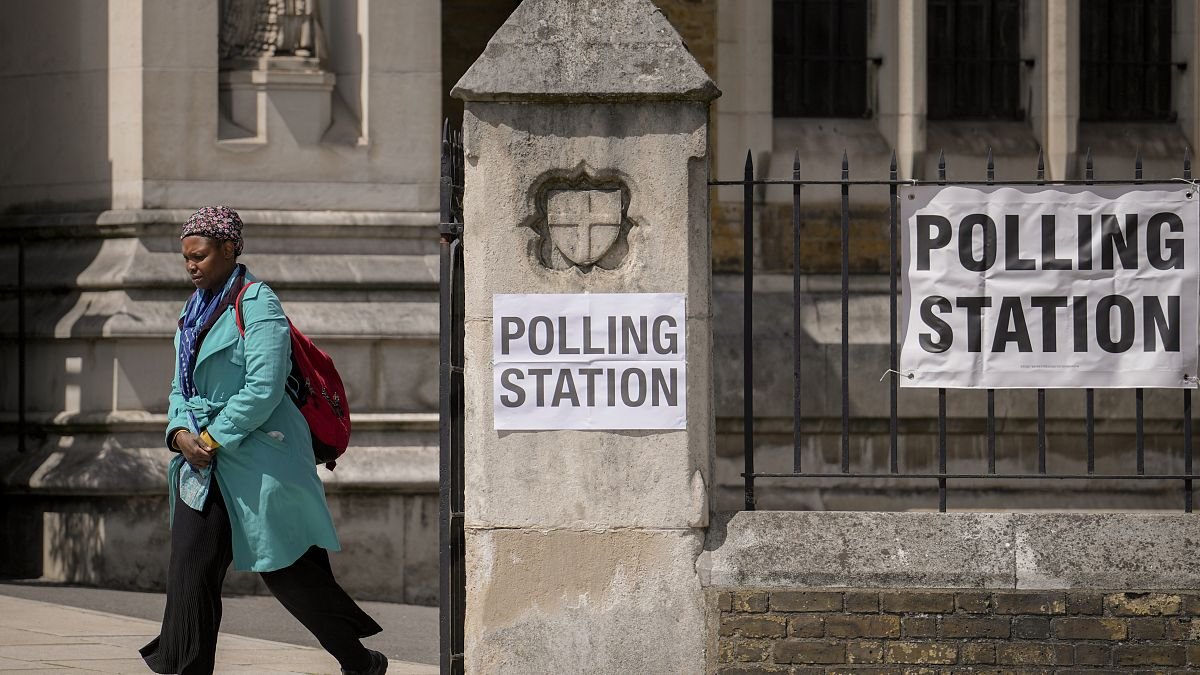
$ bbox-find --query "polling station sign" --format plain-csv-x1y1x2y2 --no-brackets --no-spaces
493,293,686,430
901,184,1199,389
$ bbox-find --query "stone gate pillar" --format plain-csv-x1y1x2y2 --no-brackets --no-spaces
452,0,719,671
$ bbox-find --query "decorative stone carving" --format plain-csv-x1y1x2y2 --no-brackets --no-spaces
219,0,325,68
217,0,334,145
547,189,621,265
531,176,633,272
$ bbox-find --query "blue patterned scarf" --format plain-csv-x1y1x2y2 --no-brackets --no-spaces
175,265,246,510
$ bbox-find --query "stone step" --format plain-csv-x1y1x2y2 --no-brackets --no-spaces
0,210,442,293
0,291,438,338
0,411,438,497
0,330,439,416
0,248,441,292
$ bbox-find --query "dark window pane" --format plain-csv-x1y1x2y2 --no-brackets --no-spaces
772,0,869,118
927,0,1022,120
1080,0,1173,121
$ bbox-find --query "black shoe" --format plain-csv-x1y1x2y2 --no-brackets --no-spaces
341,649,388,675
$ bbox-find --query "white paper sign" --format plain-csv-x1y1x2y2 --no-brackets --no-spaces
493,293,687,430
901,184,1199,389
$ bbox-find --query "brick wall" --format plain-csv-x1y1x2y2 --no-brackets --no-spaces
714,589,1200,674
712,204,893,273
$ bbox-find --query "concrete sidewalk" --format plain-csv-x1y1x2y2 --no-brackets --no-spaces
0,594,438,674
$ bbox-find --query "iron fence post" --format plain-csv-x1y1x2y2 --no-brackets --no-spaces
793,151,803,473
743,151,756,511
17,234,26,454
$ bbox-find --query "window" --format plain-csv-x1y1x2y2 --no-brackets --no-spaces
926,0,1023,120
772,0,869,118
1080,0,1174,121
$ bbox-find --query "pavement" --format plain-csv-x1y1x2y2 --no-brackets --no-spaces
0,582,439,674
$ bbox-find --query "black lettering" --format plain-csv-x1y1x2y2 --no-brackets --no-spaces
957,214,997,272
1144,296,1180,352
528,316,554,355
1041,214,1072,270
551,369,580,406
579,368,603,406
1101,214,1138,270
582,317,605,354
1096,295,1135,353
1005,214,1037,270
651,368,678,406
1147,212,1185,270
500,317,525,355
992,297,1033,352
499,368,525,407
557,316,580,354
1077,215,1093,270
1030,296,1069,352
622,315,648,354
955,213,1003,269
955,296,992,352
1073,296,1089,352
607,316,618,354
528,368,553,406
652,315,679,355
621,368,647,406
919,296,953,353
917,215,952,271
607,367,616,406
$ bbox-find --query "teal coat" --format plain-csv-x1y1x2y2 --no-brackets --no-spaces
166,272,340,572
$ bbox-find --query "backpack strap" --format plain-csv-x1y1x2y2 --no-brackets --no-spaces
234,281,261,337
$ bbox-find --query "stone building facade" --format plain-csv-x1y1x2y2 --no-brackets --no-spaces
2,0,1199,598
0,0,445,601
707,0,1200,511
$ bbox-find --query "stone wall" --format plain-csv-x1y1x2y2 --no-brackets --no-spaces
713,589,1200,673
0,1,114,211
0,213,442,603
704,511,1200,674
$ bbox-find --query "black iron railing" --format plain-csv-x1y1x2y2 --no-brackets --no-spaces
438,120,466,675
712,147,1197,513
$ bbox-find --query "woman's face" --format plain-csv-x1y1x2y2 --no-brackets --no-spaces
181,236,237,290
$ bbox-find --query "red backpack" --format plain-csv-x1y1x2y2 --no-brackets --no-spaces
236,282,350,470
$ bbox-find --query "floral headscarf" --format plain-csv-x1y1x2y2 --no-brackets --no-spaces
181,205,244,256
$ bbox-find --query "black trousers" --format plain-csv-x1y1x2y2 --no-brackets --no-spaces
140,480,381,675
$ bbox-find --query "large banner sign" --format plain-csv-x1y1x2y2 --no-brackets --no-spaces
901,184,1199,389
493,293,686,429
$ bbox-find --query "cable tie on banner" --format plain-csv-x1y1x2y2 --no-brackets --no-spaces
880,369,916,383
1171,177,1199,198
1183,374,1200,385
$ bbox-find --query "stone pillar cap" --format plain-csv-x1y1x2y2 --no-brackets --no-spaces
452,0,720,103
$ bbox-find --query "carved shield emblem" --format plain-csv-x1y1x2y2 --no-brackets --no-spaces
546,189,623,266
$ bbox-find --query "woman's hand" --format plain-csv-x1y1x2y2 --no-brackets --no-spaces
175,432,216,470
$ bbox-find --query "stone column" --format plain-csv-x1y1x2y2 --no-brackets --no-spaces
452,0,719,671
875,0,927,180
1036,0,1080,180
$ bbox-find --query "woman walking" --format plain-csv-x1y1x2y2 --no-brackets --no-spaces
141,206,386,675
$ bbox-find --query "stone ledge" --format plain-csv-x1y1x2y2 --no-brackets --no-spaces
0,294,438,338
702,511,1200,590
1,209,439,231
0,411,437,431
0,423,438,496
